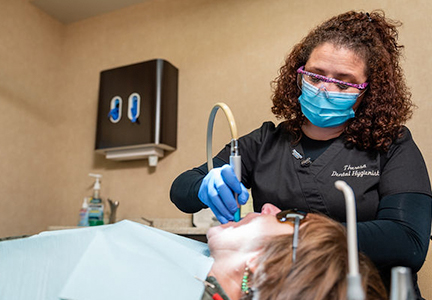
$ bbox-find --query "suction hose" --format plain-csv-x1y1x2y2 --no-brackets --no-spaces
206,103,241,221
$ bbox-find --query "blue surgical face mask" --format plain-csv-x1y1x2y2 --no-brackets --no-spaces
298,79,360,128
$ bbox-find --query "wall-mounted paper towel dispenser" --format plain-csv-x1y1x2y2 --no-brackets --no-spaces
95,59,178,166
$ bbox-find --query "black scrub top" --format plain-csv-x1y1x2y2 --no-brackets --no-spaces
170,121,432,298
214,122,431,222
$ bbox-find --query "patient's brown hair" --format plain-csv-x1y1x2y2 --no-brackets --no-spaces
251,214,387,300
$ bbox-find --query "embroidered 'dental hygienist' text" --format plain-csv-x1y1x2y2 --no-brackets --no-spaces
331,164,380,178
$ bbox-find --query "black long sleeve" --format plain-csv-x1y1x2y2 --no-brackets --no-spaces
357,192,432,297
170,157,227,213
358,193,431,272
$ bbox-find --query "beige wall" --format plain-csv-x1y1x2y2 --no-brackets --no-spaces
0,0,65,236
2,0,432,296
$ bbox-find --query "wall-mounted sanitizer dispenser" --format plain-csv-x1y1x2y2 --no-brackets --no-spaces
95,59,178,167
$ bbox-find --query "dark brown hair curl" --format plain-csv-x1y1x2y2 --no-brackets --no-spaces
271,10,413,152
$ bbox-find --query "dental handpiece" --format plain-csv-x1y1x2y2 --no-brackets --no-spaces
230,139,241,222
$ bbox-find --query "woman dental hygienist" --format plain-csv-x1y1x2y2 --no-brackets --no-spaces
170,10,432,299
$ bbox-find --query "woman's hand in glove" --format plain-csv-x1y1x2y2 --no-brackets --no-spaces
198,164,249,223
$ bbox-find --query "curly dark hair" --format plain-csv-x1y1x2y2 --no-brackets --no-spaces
271,10,413,152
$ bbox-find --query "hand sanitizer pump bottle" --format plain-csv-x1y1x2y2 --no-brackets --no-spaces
88,173,104,226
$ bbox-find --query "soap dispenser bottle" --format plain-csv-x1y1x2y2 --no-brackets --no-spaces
88,173,104,226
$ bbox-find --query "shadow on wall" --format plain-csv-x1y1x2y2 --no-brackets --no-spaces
0,85,64,127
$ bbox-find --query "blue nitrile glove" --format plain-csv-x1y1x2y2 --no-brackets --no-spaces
198,164,249,224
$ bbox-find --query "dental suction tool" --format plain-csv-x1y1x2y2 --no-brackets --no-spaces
334,180,365,300
390,266,415,300
206,103,241,222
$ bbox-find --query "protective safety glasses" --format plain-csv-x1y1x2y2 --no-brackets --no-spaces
297,66,368,93
276,209,307,263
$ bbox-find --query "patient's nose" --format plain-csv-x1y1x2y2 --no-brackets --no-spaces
261,203,281,216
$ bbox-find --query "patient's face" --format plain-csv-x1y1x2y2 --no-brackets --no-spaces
207,203,292,254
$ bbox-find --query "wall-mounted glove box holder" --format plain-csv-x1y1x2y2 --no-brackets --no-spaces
95,59,178,166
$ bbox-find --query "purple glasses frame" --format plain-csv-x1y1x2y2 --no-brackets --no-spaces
297,66,369,90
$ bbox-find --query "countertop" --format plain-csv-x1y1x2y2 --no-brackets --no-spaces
47,218,211,235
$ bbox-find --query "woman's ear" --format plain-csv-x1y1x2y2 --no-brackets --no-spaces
247,253,260,274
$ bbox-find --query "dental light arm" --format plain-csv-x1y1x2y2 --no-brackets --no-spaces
335,180,365,300
206,103,241,221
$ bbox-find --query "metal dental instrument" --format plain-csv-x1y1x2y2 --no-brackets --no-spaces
206,103,241,222
390,266,415,300
229,138,241,222
335,180,365,300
